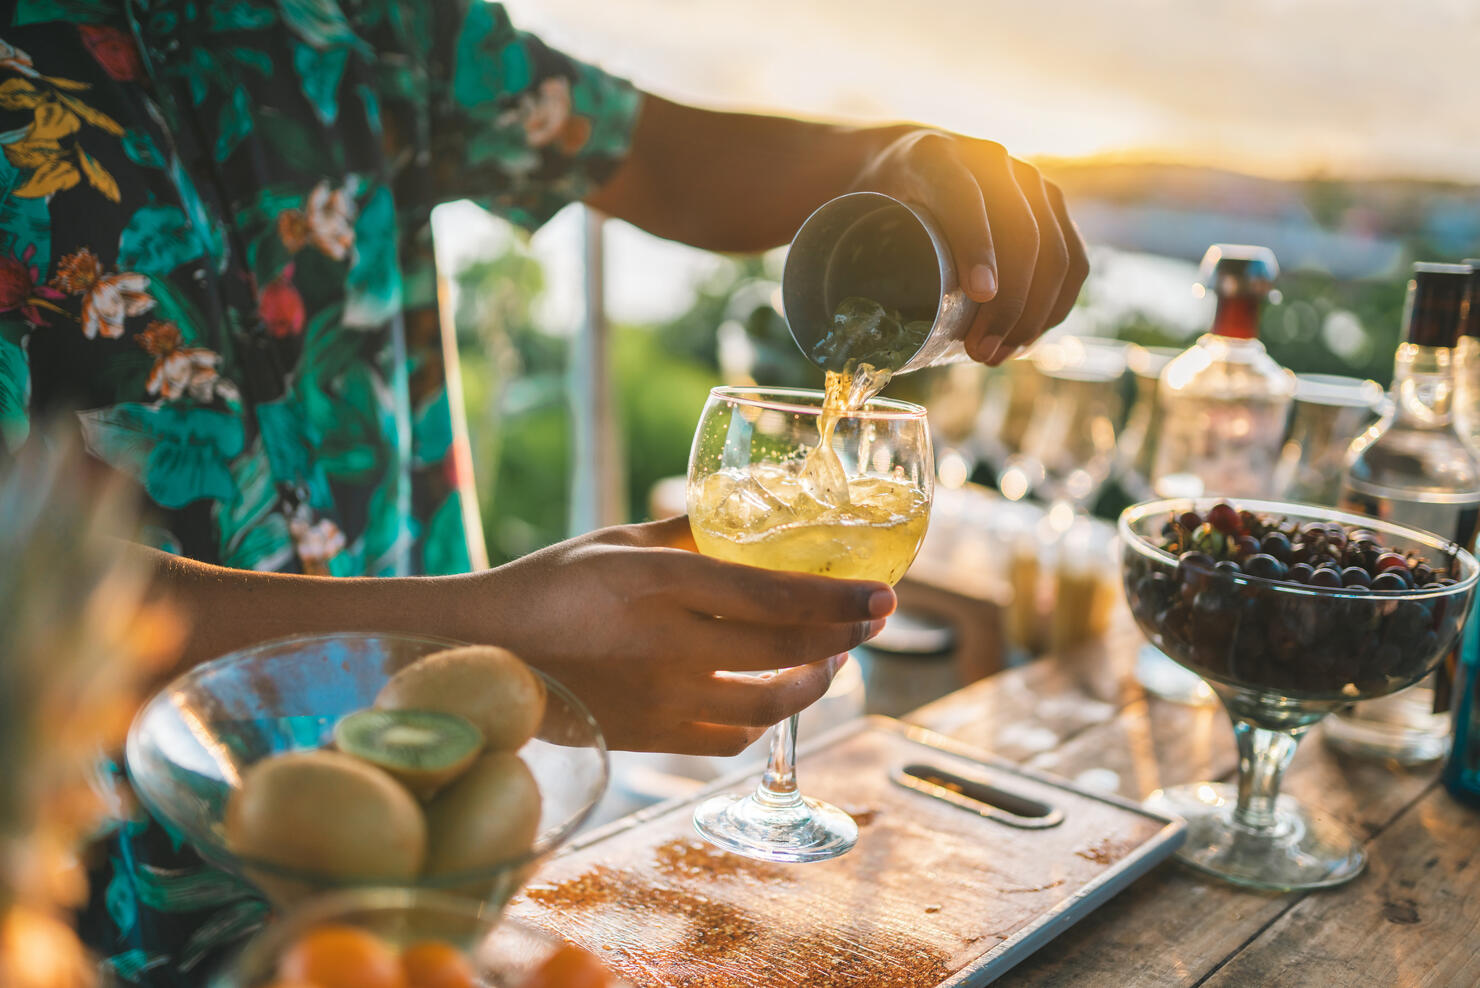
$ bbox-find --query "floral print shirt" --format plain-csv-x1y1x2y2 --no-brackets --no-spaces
0,0,640,982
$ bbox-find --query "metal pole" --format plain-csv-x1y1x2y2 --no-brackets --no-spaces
569,206,627,535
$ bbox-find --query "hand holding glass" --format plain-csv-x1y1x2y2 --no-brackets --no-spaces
686,387,933,862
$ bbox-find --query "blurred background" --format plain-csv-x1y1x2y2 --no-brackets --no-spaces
434,0,1480,566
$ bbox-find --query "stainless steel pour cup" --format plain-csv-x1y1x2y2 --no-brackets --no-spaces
782,192,979,375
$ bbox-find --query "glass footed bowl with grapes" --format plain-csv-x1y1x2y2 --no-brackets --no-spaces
1120,497,1477,892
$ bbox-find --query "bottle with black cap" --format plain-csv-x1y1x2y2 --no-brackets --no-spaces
1330,262,1480,764
1150,244,1296,500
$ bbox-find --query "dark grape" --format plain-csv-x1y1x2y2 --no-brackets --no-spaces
1375,552,1409,573
1208,502,1241,535
1341,566,1372,588
1244,553,1287,581
1176,550,1216,583
1259,531,1293,563
1309,567,1343,588
1236,535,1260,557
1178,510,1202,534
1288,562,1315,584
1371,571,1408,592
1412,563,1435,586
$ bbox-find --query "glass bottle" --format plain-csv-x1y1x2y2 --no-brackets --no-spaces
1330,262,1480,765
1151,245,1295,499
1443,263,1480,803
1140,245,1293,706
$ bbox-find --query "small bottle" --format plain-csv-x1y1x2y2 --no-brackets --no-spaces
1331,262,1480,765
1151,245,1295,499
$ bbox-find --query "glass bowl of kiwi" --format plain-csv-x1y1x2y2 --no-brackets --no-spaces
1120,497,1477,893
126,632,609,910
210,887,631,988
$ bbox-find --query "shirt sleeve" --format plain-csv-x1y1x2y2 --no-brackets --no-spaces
381,1,643,230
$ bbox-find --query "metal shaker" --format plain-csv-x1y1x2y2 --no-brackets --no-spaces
781,192,979,375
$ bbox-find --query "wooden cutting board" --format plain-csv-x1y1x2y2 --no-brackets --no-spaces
506,717,1184,987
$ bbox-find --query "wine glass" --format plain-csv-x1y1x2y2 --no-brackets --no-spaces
999,336,1125,518
1121,498,1477,890
686,386,933,862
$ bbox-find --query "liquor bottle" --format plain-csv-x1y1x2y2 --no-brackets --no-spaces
1150,245,1295,499
1331,262,1480,764
1141,245,1291,706
1443,264,1480,804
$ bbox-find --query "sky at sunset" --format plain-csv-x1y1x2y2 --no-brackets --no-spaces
503,0,1480,183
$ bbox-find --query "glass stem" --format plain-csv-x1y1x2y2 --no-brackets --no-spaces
1231,719,1305,832
755,714,803,808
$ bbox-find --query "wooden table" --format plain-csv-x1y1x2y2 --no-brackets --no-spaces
902,612,1480,986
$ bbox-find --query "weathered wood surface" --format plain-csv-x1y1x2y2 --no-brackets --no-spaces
906,621,1472,987
508,721,1178,988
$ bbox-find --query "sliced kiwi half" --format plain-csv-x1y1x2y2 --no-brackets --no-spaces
333,708,485,800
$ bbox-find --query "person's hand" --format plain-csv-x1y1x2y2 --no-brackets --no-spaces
460,516,895,756
856,129,1090,365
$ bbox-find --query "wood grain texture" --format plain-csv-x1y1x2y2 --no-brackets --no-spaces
913,649,1449,988
508,722,1177,988
1204,785,1480,987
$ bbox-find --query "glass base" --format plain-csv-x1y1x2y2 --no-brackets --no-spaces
1323,684,1449,765
692,791,858,863
1146,782,1365,892
1136,643,1215,706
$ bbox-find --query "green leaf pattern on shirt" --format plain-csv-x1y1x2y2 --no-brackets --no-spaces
0,2,640,983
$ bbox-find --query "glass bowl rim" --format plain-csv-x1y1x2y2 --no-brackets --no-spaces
1118,496,1480,601
707,385,927,421
125,630,611,888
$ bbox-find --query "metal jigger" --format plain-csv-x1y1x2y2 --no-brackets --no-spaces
782,192,979,374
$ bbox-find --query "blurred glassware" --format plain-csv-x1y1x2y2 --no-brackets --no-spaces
999,336,1127,514
1114,344,1181,503
1273,373,1384,505
892,361,991,490
973,352,1043,486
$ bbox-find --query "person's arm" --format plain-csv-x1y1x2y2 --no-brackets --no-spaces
586,96,1090,365
142,516,893,756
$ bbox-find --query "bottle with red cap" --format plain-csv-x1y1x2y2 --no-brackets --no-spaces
1332,261,1480,764
1150,244,1296,500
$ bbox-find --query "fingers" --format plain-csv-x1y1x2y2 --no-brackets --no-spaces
699,657,842,728
948,147,1038,365
916,139,1088,364
997,159,1069,352
658,550,895,625
671,613,883,672
1044,181,1090,329
624,722,767,757
911,135,999,306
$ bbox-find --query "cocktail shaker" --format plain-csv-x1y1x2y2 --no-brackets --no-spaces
781,192,979,374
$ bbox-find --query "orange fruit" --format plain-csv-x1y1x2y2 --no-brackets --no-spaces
519,944,611,988
400,940,476,988
260,981,321,988
278,924,407,988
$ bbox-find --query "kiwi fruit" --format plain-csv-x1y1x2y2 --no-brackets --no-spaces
376,645,546,751
422,751,541,879
225,749,426,902
333,708,485,799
